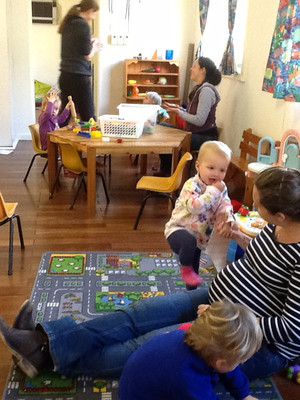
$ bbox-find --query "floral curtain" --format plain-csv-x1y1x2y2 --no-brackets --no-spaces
196,0,210,58
219,0,238,75
262,0,300,102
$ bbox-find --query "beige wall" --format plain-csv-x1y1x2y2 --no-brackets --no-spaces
1,0,299,151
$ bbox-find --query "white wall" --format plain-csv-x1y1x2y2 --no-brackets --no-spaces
0,0,35,146
1,0,299,150
216,0,300,154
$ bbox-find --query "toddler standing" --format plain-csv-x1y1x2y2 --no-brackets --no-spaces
143,91,169,124
165,141,234,288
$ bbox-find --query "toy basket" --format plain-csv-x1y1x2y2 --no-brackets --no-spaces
98,115,144,139
117,104,160,134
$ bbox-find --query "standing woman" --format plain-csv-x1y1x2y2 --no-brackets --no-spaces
58,0,100,121
158,56,222,175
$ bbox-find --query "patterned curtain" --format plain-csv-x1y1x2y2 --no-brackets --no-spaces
219,0,238,75
262,0,300,102
196,0,210,58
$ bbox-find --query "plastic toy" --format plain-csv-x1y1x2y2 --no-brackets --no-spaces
286,364,300,384
90,130,102,138
158,77,167,85
238,205,249,216
132,85,139,97
77,131,91,138
257,129,300,169
117,138,122,143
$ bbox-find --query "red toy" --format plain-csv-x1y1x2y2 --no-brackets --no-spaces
238,205,249,216
117,138,122,143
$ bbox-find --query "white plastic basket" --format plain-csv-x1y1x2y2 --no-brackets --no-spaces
98,115,144,139
117,104,160,134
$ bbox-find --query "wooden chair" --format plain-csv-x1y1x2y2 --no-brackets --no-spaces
49,141,110,209
23,124,48,183
133,152,192,230
0,192,25,275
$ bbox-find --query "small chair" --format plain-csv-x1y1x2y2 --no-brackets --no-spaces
49,141,110,209
23,124,48,183
0,193,25,275
133,152,192,230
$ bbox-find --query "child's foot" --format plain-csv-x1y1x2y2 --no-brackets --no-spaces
180,266,202,286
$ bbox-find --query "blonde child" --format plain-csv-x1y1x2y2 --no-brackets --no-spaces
119,301,262,400
165,141,234,288
38,89,74,150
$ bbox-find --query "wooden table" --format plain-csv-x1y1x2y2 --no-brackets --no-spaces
47,125,191,214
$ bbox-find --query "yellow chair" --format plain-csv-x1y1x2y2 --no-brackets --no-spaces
0,193,25,275
23,124,48,183
49,141,110,209
133,152,192,230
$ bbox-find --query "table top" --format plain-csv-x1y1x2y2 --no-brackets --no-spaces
48,125,191,154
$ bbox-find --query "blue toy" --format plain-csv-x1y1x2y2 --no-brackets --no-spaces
286,364,300,384
77,131,91,138
257,137,278,164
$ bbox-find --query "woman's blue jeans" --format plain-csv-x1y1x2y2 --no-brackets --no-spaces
41,287,289,379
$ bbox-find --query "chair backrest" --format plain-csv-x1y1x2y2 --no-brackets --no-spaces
169,152,193,192
28,123,44,153
58,142,86,174
0,192,8,220
239,128,261,160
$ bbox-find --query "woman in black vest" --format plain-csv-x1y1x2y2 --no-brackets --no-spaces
58,0,100,122
158,57,221,175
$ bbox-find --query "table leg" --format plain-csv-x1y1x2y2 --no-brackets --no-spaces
87,147,97,214
47,136,58,194
140,154,147,174
171,148,179,174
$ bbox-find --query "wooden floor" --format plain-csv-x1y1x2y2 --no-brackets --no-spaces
0,141,298,399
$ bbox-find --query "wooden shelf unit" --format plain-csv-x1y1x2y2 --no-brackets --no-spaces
124,59,181,110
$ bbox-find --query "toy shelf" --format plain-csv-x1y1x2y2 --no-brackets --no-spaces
124,59,181,125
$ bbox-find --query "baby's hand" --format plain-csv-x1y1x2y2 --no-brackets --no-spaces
212,180,225,192
47,89,59,103
197,304,209,317
242,396,259,400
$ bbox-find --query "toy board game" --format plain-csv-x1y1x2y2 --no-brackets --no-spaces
3,251,283,400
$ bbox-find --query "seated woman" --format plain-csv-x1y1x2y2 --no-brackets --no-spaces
0,167,299,382
157,56,221,176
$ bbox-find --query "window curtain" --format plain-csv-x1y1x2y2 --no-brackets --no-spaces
196,0,210,58
262,0,300,102
219,0,238,75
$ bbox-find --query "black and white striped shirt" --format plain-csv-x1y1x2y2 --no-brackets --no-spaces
209,223,300,360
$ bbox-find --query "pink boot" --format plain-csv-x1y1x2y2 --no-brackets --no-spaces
180,266,202,286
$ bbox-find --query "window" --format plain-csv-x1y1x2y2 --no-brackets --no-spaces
200,0,248,74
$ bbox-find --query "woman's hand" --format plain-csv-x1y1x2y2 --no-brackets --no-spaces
163,102,181,114
197,304,209,317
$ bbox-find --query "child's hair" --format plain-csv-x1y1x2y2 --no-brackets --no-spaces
255,166,300,221
198,56,222,86
198,141,231,162
185,301,262,365
145,92,162,105
58,0,99,34
40,89,60,113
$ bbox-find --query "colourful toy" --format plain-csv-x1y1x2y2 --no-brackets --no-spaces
286,364,300,384
256,129,300,169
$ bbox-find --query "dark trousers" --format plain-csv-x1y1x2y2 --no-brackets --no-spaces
167,230,201,290
59,71,95,122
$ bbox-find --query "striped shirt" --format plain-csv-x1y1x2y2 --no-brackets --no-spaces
209,223,300,360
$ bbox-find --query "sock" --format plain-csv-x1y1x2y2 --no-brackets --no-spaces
180,266,202,286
